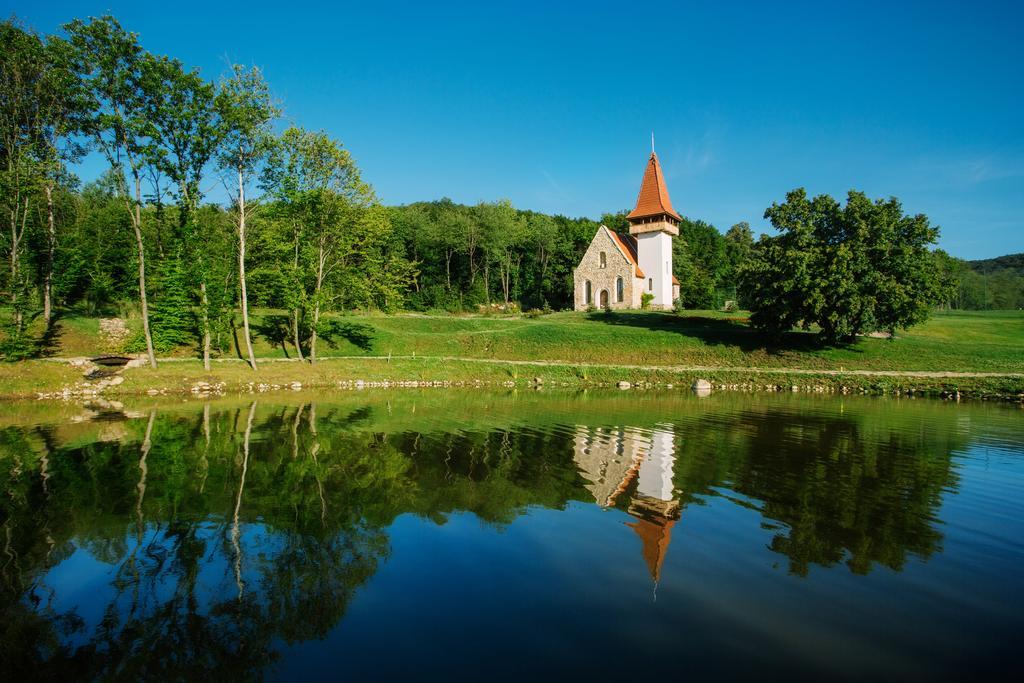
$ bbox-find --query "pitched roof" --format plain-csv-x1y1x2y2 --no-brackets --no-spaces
605,227,645,279
626,152,681,222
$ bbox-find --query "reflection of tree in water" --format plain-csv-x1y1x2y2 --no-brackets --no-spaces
666,406,962,576
0,402,589,677
0,404,399,678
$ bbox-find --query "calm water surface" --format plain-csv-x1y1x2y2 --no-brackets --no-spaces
0,391,1021,680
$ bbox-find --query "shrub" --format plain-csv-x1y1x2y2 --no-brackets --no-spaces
641,292,654,309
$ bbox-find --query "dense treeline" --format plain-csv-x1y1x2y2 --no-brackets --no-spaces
388,201,754,312
0,16,414,366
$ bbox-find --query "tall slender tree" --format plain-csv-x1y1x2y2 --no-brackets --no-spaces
217,65,278,371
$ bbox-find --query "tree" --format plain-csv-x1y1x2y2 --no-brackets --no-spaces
481,200,528,306
141,52,222,368
723,221,753,297
0,21,77,334
263,126,373,363
148,250,193,352
739,188,948,344
65,15,158,367
528,212,558,306
217,65,279,370
28,34,86,327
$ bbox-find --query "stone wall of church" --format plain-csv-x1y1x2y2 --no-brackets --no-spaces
572,227,641,311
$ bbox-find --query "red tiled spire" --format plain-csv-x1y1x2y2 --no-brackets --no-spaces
626,152,681,222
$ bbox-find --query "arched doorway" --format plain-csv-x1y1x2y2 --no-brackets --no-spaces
599,290,609,308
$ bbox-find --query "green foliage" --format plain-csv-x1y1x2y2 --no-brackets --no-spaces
739,188,948,344
147,252,194,351
641,292,654,309
674,245,715,308
932,250,1024,310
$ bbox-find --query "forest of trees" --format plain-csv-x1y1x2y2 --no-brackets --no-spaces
934,251,1024,310
1,15,1019,363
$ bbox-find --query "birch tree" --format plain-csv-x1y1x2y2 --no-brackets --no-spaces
217,65,278,371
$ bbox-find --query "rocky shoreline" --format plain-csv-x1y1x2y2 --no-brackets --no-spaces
27,356,1023,404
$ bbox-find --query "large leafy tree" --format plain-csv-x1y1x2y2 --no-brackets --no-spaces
64,15,159,367
739,188,949,343
141,52,223,367
262,126,374,363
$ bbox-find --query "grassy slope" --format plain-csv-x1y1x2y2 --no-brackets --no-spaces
33,308,1024,372
1,308,1018,401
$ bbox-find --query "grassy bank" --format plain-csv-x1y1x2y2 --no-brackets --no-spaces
4,309,1023,401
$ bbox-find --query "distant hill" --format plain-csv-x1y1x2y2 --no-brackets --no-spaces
968,253,1024,275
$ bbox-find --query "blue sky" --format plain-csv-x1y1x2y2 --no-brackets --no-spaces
6,0,1023,259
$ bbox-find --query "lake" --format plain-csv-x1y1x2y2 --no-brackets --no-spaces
0,390,1021,680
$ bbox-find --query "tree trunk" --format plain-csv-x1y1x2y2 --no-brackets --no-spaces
10,202,23,332
501,254,511,305
310,298,321,364
292,233,304,361
293,308,304,362
43,184,55,327
237,167,257,371
200,280,211,371
310,248,324,365
132,174,157,369
445,248,453,291
483,259,491,304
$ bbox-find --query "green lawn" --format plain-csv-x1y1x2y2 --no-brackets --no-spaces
24,308,1024,374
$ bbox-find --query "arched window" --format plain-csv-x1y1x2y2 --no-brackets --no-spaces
599,251,607,269
585,280,592,304
648,278,653,291
616,276,624,302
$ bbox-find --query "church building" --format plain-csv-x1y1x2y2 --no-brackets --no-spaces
573,151,681,310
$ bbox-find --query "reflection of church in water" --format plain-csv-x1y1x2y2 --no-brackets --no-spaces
574,426,680,584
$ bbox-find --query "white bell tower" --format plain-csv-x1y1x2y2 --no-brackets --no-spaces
627,150,680,309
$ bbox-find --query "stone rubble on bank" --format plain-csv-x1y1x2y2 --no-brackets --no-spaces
26,357,1021,404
